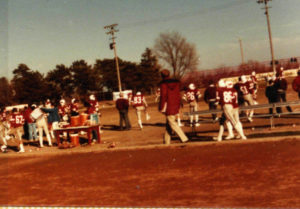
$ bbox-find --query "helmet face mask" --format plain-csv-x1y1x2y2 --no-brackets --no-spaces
226,80,233,88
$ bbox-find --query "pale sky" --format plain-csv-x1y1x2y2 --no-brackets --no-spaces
1,0,300,78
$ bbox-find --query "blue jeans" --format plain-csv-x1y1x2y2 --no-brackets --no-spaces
28,123,37,140
90,114,99,124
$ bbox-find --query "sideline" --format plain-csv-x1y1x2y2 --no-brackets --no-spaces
1,135,299,159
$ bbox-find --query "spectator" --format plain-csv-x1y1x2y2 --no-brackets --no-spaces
131,91,150,130
24,104,37,142
274,72,292,113
265,80,279,114
159,69,188,145
41,102,61,141
116,92,131,131
292,68,300,99
204,80,218,120
31,106,52,147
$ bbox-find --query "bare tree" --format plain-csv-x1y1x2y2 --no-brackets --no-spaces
153,31,199,79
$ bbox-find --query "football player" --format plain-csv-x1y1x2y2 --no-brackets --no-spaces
58,99,70,122
131,91,150,129
8,108,26,152
70,98,79,116
183,83,201,127
215,80,247,141
236,75,255,122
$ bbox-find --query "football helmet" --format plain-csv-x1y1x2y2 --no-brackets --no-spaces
189,83,195,90
89,94,95,101
60,99,65,105
136,91,141,95
240,75,247,83
218,80,226,88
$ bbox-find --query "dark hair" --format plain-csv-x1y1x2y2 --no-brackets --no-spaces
160,69,170,78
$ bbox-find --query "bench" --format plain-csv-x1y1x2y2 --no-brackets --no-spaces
183,100,300,129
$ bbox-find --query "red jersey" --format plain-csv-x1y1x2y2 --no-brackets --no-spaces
132,94,147,108
24,107,34,123
88,100,99,114
9,112,25,128
292,76,300,92
184,89,201,103
217,87,238,108
70,103,79,112
58,105,70,116
236,81,253,96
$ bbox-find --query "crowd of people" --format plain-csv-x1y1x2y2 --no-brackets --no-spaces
158,67,300,144
0,94,101,153
1,67,300,152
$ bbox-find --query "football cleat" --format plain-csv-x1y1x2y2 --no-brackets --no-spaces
1,145,7,153
225,135,235,140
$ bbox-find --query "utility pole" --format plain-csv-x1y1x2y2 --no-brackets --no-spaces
257,0,276,74
104,23,122,92
239,38,245,65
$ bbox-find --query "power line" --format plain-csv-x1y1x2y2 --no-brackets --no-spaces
120,0,250,29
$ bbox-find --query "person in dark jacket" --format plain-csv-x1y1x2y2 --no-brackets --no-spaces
292,68,300,99
159,69,188,145
116,92,131,130
265,79,279,114
41,101,61,141
274,72,292,113
204,80,218,120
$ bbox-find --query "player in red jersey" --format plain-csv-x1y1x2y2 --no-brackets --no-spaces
70,98,79,116
183,83,201,126
7,108,26,152
131,92,150,129
250,71,258,96
215,80,246,141
237,75,255,122
58,99,70,122
292,68,300,99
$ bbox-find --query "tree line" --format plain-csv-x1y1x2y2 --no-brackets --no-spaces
0,48,161,108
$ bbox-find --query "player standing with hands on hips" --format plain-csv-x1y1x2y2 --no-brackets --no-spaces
159,69,188,145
